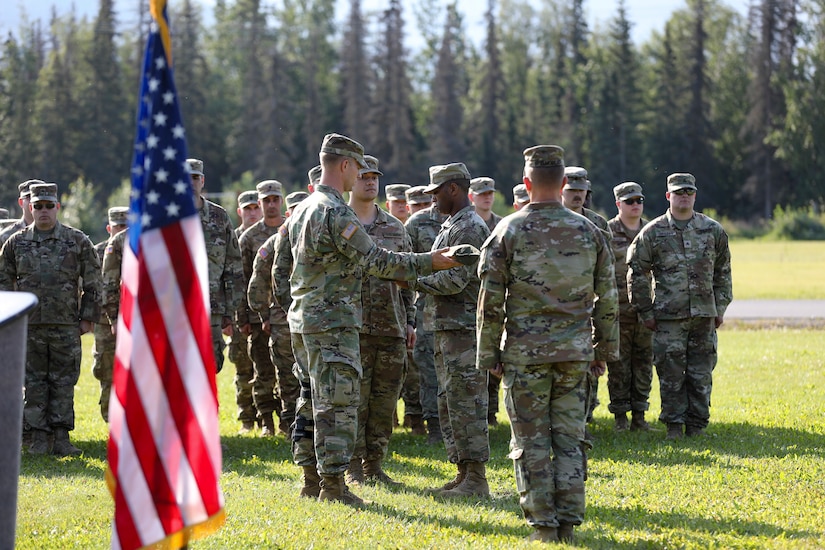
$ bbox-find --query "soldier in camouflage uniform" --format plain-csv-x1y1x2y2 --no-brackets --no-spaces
478,146,619,543
404,186,446,445
607,182,654,431
408,163,491,498
187,158,244,374
385,183,411,223
239,180,298,437
91,207,129,422
469,176,503,426
562,166,614,432
285,134,459,506
344,160,415,486
0,180,37,249
512,183,529,210
627,173,732,440
229,190,262,433
0,182,102,456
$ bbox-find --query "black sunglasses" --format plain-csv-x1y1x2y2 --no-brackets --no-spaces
622,197,644,205
33,203,56,210
672,189,696,196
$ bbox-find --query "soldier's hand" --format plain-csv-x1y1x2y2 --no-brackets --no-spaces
406,324,416,349
589,360,606,377
643,319,657,331
262,321,271,335
222,316,234,337
240,323,252,336
79,320,93,335
395,280,410,289
489,362,503,379
431,247,463,271
715,315,724,329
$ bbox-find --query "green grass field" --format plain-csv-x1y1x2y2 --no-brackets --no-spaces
14,329,825,549
730,240,825,299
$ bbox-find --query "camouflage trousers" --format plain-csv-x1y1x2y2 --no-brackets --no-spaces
92,321,115,422
585,374,600,423
488,370,501,420
503,361,589,528
268,322,299,428
434,329,489,463
354,334,406,461
227,326,256,423
303,328,361,475
249,323,277,416
210,315,226,374
654,317,717,429
290,333,316,467
400,350,422,416
607,314,653,414
412,327,439,420
25,325,82,432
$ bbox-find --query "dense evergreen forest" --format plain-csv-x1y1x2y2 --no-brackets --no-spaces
1,0,823,236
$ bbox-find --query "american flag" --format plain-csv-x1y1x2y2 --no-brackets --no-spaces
106,1,225,548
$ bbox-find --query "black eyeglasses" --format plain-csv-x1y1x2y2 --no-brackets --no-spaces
672,189,696,196
622,197,644,205
33,203,56,210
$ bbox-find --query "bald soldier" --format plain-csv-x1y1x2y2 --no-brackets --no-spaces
284,134,460,506
478,146,618,543
91,207,129,422
0,182,102,456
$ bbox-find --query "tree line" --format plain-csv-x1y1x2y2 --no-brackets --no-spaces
1,0,823,236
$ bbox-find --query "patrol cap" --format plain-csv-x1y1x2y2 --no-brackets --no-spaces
257,179,284,199
360,155,383,176
19,179,43,198
614,182,644,201
564,166,590,191
108,206,129,226
29,182,59,203
513,184,529,205
423,163,471,193
405,186,432,205
307,165,322,186
238,190,259,208
286,191,309,209
667,173,697,191
385,184,410,201
187,158,204,176
469,177,496,194
320,133,368,169
0,208,8,220
523,145,564,167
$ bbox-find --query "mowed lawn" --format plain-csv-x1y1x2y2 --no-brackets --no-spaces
730,240,825,299
14,328,825,549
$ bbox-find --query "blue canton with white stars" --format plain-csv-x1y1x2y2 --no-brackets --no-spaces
129,17,196,252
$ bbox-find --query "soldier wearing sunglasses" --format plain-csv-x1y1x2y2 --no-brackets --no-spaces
627,173,732,440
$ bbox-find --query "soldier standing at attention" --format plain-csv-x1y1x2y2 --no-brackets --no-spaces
477,146,618,543
239,180,297,437
346,157,415,485
627,173,732,440
404,186,446,445
0,180,37,248
285,134,460,506
512,183,529,210
606,182,654,431
469,176,503,426
91,207,129,422
0,182,102,456
229,190,262,433
187,158,243,374
385,183,411,223
407,163,491,498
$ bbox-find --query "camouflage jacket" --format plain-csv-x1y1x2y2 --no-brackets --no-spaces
359,205,415,338
477,201,619,369
199,198,243,317
238,218,283,325
482,211,502,233
406,205,447,331
286,184,432,334
608,215,649,318
0,221,101,325
410,205,490,331
0,219,27,249
627,210,733,322
247,231,288,328
101,228,128,325
583,208,613,241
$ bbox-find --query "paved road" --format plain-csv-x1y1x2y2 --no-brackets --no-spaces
725,300,825,319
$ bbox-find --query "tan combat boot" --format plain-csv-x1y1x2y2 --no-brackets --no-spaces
666,423,684,440
425,462,467,494
558,523,575,543
630,411,651,431
527,526,558,543
318,474,369,507
239,420,255,434
346,457,364,485
363,459,400,486
52,428,82,457
260,413,276,437
439,462,490,498
407,414,426,436
28,430,50,455
614,412,629,431
299,465,321,498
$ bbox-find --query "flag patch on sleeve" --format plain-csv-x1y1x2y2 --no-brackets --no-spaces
341,222,358,240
